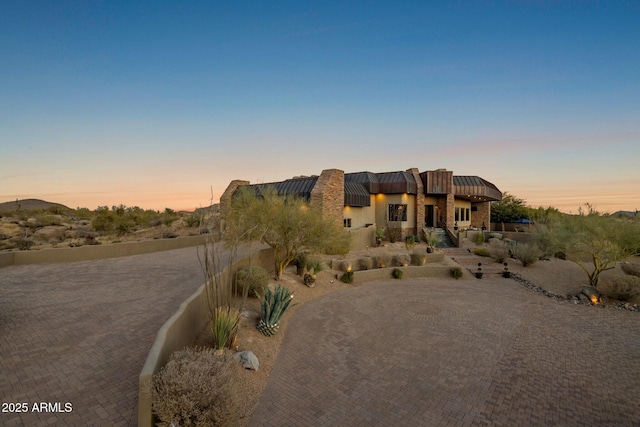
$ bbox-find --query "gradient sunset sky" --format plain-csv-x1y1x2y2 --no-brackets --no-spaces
2,1,639,214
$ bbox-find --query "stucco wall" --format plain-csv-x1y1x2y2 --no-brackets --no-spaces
0,235,208,268
374,193,416,238
343,195,376,229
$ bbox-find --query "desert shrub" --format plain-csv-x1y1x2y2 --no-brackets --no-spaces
185,214,202,228
488,239,509,263
387,227,402,243
598,275,640,301
474,248,490,257
513,242,541,267
341,270,354,284
152,347,241,427
392,268,403,279
621,262,640,278
34,214,62,227
405,235,416,251
374,253,392,268
394,253,410,267
489,232,503,240
473,232,485,246
411,249,427,266
305,257,326,275
235,266,269,297
162,231,178,239
211,307,241,351
16,237,34,250
359,257,374,270
450,267,463,279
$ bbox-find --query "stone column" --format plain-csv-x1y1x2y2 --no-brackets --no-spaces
472,201,491,230
219,180,249,233
407,168,424,235
310,169,344,226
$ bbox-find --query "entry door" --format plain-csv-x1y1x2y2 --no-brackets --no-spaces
425,205,435,227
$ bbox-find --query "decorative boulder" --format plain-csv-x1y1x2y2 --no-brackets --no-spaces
234,351,259,371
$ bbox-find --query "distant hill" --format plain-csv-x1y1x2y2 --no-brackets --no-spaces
0,198,71,212
612,210,639,218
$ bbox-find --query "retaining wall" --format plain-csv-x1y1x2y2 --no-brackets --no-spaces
351,263,458,282
348,226,376,251
137,247,275,427
0,235,209,268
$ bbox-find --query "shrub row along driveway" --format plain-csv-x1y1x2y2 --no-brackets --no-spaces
250,277,640,427
0,246,206,426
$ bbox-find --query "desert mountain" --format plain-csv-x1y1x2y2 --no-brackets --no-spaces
0,199,71,212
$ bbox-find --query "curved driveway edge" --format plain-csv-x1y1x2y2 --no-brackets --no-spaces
0,246,204,426
249,277,640,427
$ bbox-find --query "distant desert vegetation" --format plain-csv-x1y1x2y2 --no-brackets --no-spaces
0,199,218,252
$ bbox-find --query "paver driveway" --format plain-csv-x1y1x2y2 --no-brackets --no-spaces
0,246,205,426
250,277,640,427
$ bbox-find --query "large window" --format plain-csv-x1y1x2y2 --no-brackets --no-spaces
388,204,407,221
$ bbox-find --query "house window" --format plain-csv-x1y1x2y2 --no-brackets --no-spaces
388,204,407,221
343,218,352,228
455,207,460,221
465,208,470,221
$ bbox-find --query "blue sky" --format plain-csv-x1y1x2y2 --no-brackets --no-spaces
2,1,639,213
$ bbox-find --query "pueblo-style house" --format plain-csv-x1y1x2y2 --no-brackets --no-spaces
220,168,502,239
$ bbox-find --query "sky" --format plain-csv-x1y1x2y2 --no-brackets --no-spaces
1,1,639,214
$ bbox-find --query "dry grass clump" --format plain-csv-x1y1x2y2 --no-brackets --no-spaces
152,347,242,427
621,261,640,278
411,249,427,266
598,274,640,302
374,253,392,268
487,239,509,263
513,242,541,267
394,253,411,267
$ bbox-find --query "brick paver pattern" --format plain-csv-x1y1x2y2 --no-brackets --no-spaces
250,277,640,427
0,247,205,426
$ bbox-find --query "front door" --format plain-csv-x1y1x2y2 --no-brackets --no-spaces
425,205,435,228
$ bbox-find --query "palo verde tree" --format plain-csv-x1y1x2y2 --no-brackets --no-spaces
535,204,640,287
227,186,351,279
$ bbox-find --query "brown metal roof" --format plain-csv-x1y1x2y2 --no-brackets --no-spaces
375,171,417,194
344,182,371,207
453,176,502,201
345,171,380,193
245,176,319,201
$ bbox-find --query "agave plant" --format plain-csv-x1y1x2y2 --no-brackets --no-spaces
257,285,296,336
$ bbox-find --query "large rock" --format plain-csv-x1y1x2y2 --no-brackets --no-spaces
234,351,259,371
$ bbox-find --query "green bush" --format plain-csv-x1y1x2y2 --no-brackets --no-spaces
598,274,640,301
152,347,241,427
235,266,269,297
450,267,463,279
474,248,490,257
513,242,541,267
621,262,640,278
392,268,403,279
405,235,416,251
341,270,354,284
16,237,34,250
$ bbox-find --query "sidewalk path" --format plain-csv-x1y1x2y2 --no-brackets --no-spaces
0,246,205,426
249,277,640,427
